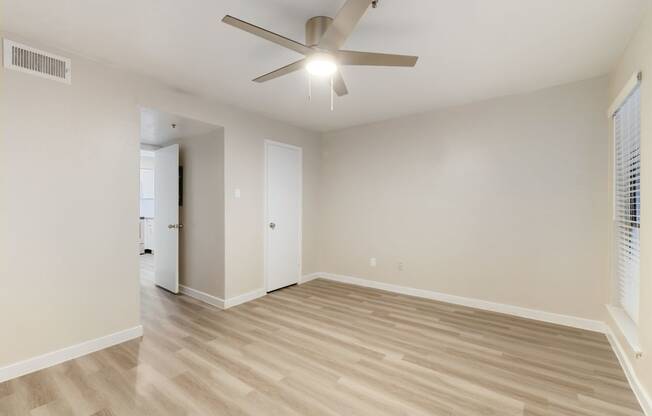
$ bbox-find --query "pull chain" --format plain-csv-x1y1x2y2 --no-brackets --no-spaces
308,74,312,102
330,75,334,111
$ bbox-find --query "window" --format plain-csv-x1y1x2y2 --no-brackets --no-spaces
613,82,641,323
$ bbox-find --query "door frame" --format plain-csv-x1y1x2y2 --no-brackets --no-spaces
263,139,303,292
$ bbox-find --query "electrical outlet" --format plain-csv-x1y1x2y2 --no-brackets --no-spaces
369,258,377,267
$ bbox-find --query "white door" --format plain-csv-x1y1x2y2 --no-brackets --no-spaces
265,141,302,292
154,144,180,294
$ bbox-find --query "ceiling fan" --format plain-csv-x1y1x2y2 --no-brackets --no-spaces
222,0,418,98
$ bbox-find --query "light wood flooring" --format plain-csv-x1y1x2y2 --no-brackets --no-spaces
0,257,643,415
139,253,155,283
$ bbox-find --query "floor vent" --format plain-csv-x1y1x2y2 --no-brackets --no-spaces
3,39,71,84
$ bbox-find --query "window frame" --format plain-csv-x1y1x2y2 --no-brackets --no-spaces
608,72,642,354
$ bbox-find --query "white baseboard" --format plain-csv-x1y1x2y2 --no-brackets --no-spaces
224,288,266,309
311,272,606,333
0,325,143,383
180,285,225,309
300,273,321,284
179,285,266,310
605,326,652,415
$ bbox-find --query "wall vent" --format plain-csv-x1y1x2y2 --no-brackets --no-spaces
3,39,71,84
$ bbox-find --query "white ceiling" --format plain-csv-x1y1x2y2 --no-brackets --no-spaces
140,108,221,145
3,0,648,132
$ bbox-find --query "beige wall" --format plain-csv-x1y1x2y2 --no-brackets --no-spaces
320,76,610,320
2,23,643,394
0,33,320,368
223,119,321,298
167,130,226,299
135,82,322,302
607,7,652,404
0,44,141,366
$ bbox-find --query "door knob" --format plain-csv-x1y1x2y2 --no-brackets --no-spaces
168,224,183,229
269,222,276,230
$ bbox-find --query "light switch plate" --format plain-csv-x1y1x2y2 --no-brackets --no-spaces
235,188,241,198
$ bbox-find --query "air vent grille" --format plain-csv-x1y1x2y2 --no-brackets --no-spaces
3,39,71,84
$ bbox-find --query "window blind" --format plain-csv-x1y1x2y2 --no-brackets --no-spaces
614,83,641,323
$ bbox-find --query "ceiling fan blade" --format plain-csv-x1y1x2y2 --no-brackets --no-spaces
222,15,313,56
253,59,306,83
337,50,418,67
332,71,348,96
319,0,372,50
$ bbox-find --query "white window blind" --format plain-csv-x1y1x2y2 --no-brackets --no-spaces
614,83,641,323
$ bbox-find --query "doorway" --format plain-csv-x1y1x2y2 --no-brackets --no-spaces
265,140,302,292
139,108,225,298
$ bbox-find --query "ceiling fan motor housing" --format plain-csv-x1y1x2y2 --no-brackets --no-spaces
305,16,333,47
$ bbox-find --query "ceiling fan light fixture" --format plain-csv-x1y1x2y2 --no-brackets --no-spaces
222,0,419,98
305,54,337,77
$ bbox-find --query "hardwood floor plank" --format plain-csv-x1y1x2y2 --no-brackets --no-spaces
0,255,643,415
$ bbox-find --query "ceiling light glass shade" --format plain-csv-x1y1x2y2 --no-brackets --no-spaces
306,54,337,77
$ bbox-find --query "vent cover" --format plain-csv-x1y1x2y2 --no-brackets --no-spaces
3,39,71,84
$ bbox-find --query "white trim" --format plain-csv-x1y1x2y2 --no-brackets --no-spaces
312,272,607,333
223,135,229,305
179,285,225,309
180,285,266,310
300,272,322,284
607,304,642,354
608,71,642,117
0,325,143,383
612,118,617,222
605,327,652,415
224,288,266,309
264,140,303,152
263,140,303,293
